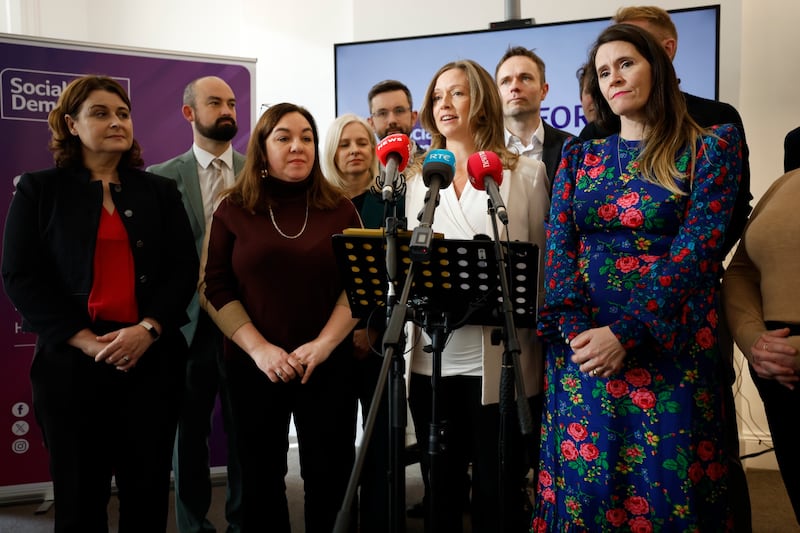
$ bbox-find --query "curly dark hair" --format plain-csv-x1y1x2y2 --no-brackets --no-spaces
47,75,144,169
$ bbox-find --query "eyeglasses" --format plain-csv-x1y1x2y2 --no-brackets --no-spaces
371,107,410,119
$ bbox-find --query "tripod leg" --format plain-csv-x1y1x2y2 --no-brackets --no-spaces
427,328,444,532
388,350,408,532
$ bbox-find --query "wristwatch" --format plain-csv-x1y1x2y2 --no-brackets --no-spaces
139,320,160,341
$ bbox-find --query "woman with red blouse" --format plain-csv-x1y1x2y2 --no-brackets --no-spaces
2,75,198,532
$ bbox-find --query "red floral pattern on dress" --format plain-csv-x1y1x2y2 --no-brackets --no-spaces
533,125,742,532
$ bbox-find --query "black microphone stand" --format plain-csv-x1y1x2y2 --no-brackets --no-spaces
331,226,538,532
485,200,533,533
334,159,467,532
416,308,451,532
383,178,409,533
334,173,408,533
408,179,452,532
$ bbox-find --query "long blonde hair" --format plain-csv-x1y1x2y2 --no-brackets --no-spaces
322,114,378,193
415,60,519,173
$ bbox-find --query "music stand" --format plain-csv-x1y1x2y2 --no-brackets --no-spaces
333,230,538,531
333,229,538,329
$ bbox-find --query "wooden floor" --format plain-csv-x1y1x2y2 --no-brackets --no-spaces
0,465,796,532
0,456,428,533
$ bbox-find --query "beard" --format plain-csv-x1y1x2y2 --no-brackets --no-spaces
377,121,413,140
379,126,409,139
197,116,238,142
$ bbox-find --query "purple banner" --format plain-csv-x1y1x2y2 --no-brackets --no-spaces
0,34,253,490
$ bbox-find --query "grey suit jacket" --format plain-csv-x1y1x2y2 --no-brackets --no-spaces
147,148,246,343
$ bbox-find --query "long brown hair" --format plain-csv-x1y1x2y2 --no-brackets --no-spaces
417,60,519,171
225,103,344,213
47,75,143,169
586,24,705,193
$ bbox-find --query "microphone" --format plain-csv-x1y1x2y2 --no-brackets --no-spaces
410,149,455,261
375,133,411,201
467,150,507,225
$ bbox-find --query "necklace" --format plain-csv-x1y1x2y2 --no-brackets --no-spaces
616,136,641,177
268,202,309,239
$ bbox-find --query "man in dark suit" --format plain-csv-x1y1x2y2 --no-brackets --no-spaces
495,46,571,190
147,76,245,533
785,126,800,172
578,7,753,532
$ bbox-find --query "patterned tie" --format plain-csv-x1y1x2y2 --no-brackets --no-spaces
209,158,226,214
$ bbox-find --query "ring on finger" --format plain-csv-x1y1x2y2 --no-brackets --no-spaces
590,368,598,377
123,356,130,363
763,342,769,351
276,370,283,379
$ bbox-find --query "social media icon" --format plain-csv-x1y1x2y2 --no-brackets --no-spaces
12,402,30,417
12,438,29,454
12,421,29,436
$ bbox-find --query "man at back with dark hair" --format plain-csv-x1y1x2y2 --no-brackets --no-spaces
495,46,571,189
367,79,425,157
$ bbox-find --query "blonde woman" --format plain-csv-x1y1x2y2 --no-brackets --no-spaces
323,113,378,200
404,59,549,532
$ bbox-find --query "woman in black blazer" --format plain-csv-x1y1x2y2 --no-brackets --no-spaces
2,76,198,533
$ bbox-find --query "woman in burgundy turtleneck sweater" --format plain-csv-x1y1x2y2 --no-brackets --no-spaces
202,103,361,533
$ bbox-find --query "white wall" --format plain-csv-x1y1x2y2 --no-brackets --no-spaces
1,0,355,125
3,0,798,468
2,0,794,193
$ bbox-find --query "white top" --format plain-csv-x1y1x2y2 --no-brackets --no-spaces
504,121,545,160
409,181,488,377
404,156,550,404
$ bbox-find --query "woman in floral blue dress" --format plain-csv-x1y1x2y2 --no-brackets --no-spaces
531,24,743,532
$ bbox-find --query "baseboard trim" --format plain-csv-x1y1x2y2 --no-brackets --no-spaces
0,481,53,505
740,433,778,470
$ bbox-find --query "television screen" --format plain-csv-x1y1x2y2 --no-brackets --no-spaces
335,6,719,146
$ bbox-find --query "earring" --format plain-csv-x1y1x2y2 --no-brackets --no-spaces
260,168,269,179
